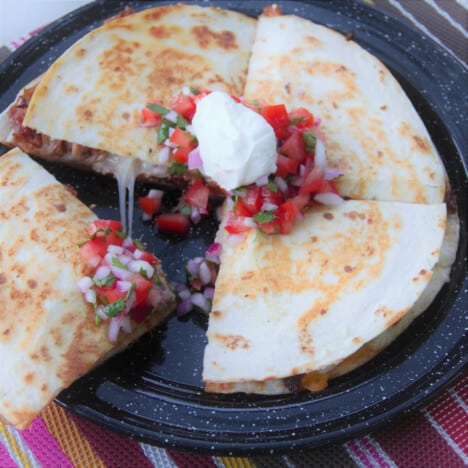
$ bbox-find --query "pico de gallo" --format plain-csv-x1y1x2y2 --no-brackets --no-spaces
77,219,174,342
139,87,344,236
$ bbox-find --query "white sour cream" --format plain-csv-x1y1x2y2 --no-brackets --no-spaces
191,91,277,191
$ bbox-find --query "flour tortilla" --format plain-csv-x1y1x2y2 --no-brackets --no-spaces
0,148,175,428
243,12,446,204
0,4,256,178
203,200,447,387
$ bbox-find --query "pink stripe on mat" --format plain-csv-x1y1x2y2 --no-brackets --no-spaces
359,436,394,468
0,440,17,468
21,417,73,468
345,439,374,468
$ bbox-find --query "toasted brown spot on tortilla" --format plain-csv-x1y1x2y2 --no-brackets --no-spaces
54,203,66,212
191,25,237,50
24,372,34,384
212,310,222,319
420,269,427,276
27,279,37,289
213,333,250,350
3,328,10,336
320,309,327,316
241,272,254,280
40,384,48,392
149,24,179,39
323,212,334,220
83,109,93,120
344,265,354,273
122,111,130,120
75,48,86,58
352,337,362,344
0,273,6,284
413,135,430,153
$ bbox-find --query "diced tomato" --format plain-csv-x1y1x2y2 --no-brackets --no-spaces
318,179,340,195
280,130,307,162
137,250,159,265
243,186,263,214
256,218,281,234
156,213,190,235
80,238,108,264
276,154,299,178
234,197,255,217
169,127,197,150
276,200,296,234
171,94,197,120
138,196,161,216
129,273,153,306
140,106,162,127
299,167,325,195
224,212,252,234
291,194,311,214
261,186,285,206
101,287,127,305
183,178,209,213
130,303,152,323
88,219,123,236
172,147,190,164
288,107,314,128
261,104,290,130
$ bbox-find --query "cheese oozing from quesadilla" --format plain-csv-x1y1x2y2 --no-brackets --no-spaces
0,148,175,428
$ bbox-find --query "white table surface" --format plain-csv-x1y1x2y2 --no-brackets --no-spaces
0,0,91,47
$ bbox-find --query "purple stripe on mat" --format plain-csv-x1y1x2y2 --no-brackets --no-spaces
21,418,73,468
0,440,18,468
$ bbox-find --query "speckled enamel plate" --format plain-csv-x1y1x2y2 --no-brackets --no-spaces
0,0,466,455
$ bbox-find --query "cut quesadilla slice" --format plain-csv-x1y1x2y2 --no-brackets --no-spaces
0,148,175,428
243,10,446,204
203,200,447,390
0,4,256,182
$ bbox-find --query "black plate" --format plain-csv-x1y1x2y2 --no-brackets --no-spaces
1,0,467,456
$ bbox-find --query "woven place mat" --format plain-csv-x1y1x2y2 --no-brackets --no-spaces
0,1,466,466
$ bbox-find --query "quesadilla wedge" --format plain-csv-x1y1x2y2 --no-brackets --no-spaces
0,148,175,428
203,200,447,391
0,4,256,182
243,10,446,204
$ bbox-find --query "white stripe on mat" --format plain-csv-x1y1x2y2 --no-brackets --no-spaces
422,408,468,465
139,443,177,468
425,0,468,37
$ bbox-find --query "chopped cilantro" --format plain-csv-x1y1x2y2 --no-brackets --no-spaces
253,211,276,224
157,122,170,145
147,103,170,115
95,315,102,326
302,131,317,152
133,238,146,250
176,114,188,129
93,274,116,287
102,299,126,317
290,116,306,125
169,162,188,176
267,181,278,192
189,86,200,95
112,256,127,270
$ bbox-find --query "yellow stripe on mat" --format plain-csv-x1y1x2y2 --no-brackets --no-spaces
217,457,255,468
0,421,31,468
42,403,105,468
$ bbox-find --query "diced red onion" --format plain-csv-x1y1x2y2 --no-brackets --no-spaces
255,174,269,186
116,280,133,292
185,124,194,133
164,110,179,123
107,245,124,255
324,168,345,180
314,192,344,205
96,306,108,320
314,138,327,169
128,259,154,278
187,257,203,276
110,264,132,280
120,315,132,333
84,288,96,304
274,176,288,194
177,287,191,301
199,261,212,285
77,276,92,293
190,206,202,224
108,317,121,342
176,297,193,316
261,202,278,211
188,148,203,171
314,117,322,127
205,242,222,264
203,287,215,299
123,237,134,249
243,217,256,229
94,265,111,281
148,287,162,308
289,175,302,187
190,292,211,314
159,146,170,164
148,189,164,199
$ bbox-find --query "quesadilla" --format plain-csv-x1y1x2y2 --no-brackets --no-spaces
0,148,175,428
243,10,446,204
203,200,447,391
0,4,256,181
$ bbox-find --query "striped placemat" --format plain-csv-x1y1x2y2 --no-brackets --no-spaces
0,1,466,466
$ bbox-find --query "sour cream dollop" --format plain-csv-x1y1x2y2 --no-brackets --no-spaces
191,91,277,191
